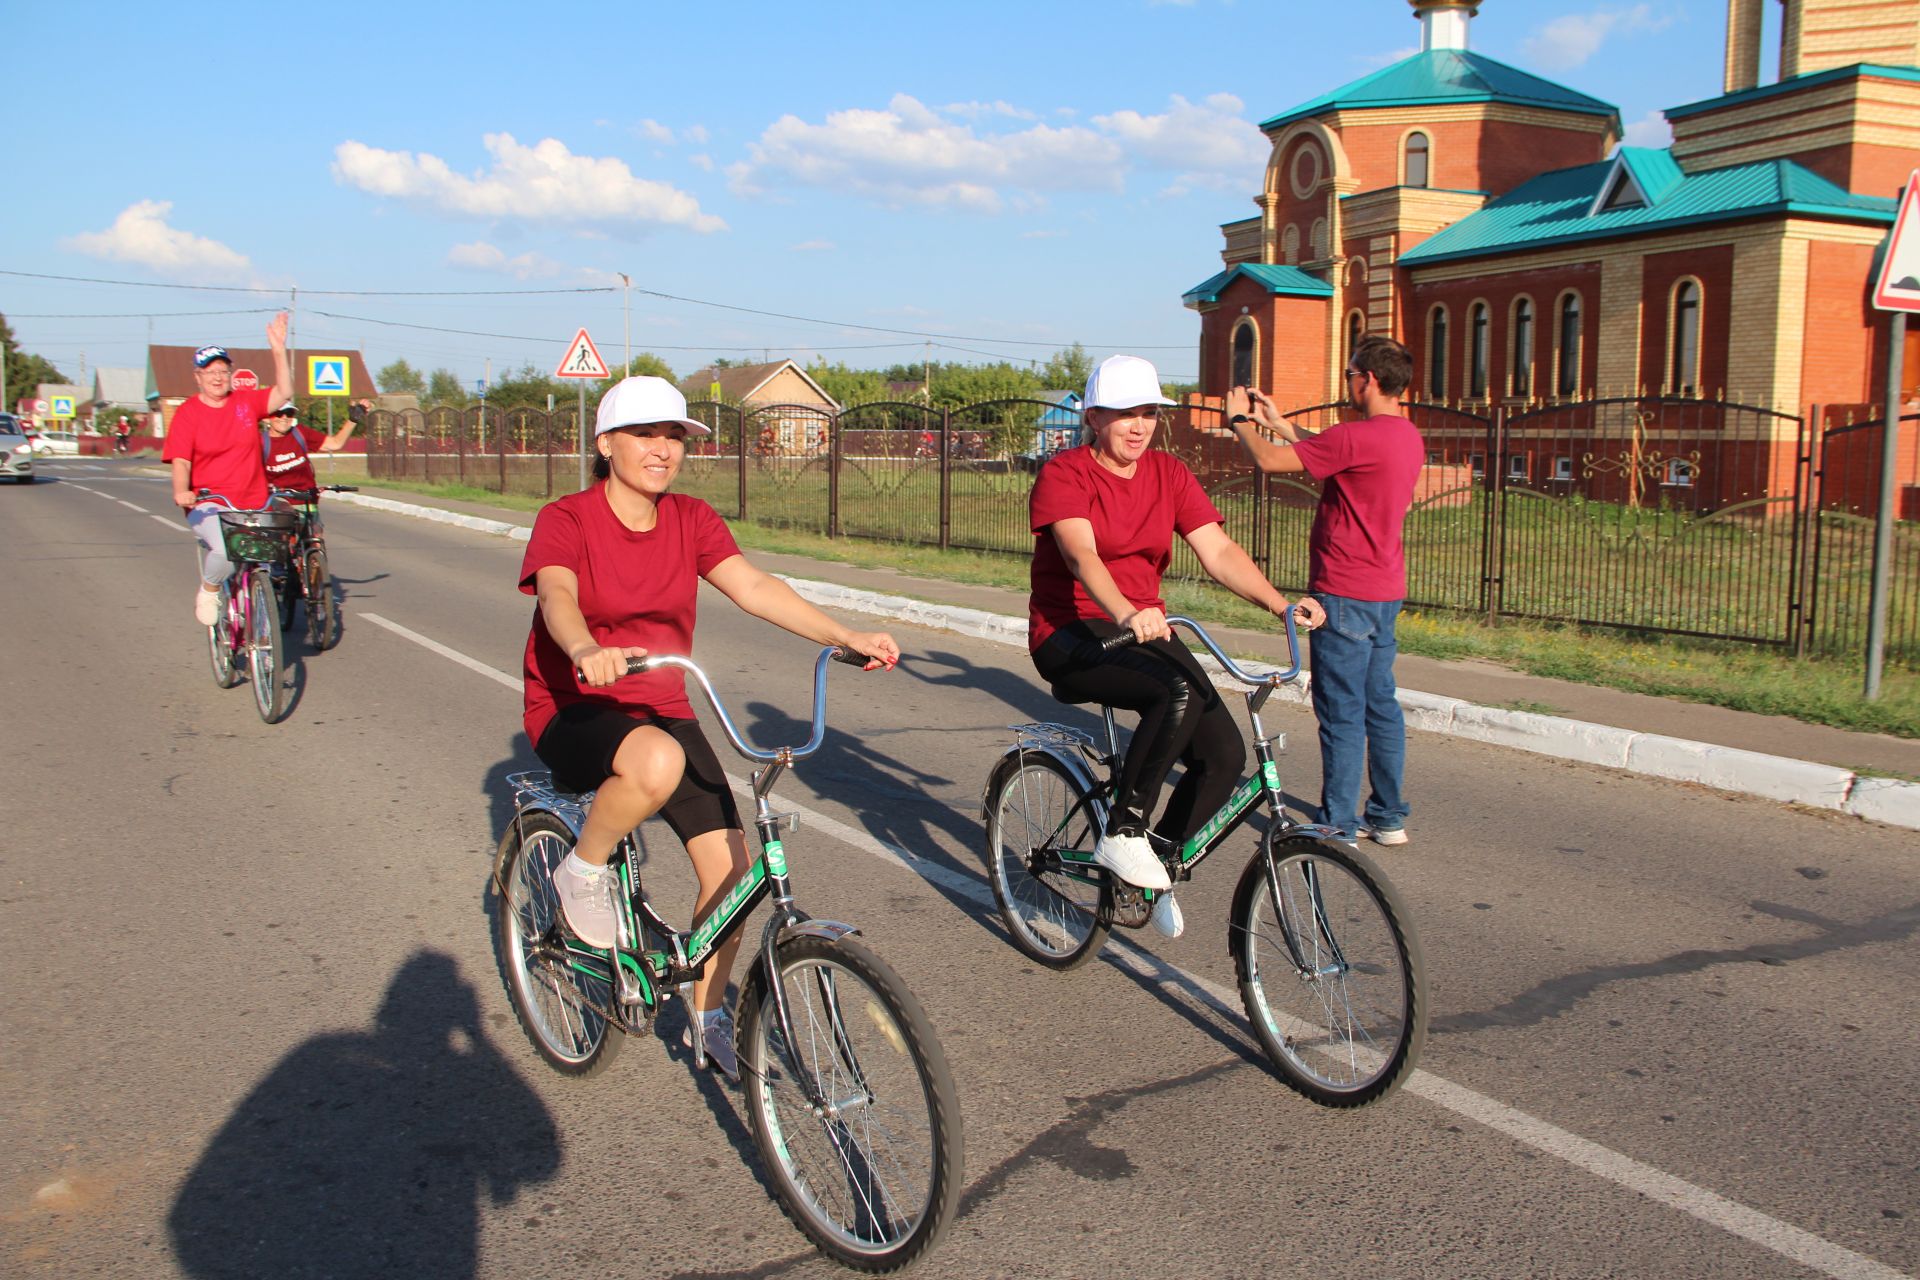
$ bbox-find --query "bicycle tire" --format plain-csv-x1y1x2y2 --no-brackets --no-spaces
276,564,297,634
982,751,1111,969
206,589,242,689
305,547,339,650
737,934,962,1273
245,568,288,723
492,813,622,1077
1228,831,1425,1107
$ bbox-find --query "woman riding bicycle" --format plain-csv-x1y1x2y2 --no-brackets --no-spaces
521,375,899,1081
260,399,367,495
1028,356,1323,939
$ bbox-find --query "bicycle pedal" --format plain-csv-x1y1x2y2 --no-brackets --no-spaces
1104,881,1152,929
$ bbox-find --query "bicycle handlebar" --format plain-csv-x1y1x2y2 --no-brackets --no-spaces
1097,611,1303,686
616,646,869,763
269,484,360,502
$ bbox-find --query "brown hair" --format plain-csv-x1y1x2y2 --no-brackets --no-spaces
1352,335,1413,396
591,451,611,480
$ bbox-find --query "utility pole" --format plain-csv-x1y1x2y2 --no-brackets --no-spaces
618,273,632,379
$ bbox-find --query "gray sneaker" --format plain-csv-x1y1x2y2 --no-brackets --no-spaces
553,857,618,949
683,1009,740,1082
1366,826,1409,847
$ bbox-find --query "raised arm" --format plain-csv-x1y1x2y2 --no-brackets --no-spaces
1224,386,1311,474
319,399,370,452
264,312,295,410
702,555,899,670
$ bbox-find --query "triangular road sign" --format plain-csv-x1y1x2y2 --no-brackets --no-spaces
1873,169,1920,313
554,328,611,379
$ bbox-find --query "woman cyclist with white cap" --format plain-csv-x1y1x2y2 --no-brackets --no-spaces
1027,356,1323,939
520,375,899,1080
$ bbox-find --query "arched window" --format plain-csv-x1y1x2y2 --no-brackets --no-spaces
1347,311,1364,367
1231,320,1257,390
1670,280,1701,396
1282,225,1300,265
1427,305,1448,399
1511,297,1534,398
1404,131,1430,188
1469,302,1490,399
1556,292,1582,397
1309,218,1329,261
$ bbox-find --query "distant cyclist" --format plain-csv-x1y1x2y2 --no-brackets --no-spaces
261,398,368,494
520,375,899,1081
164,313,295,625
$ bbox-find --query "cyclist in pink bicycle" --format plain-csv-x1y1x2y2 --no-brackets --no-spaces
164,313,295,626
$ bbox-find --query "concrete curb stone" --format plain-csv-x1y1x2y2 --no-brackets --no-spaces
334,489,1920,831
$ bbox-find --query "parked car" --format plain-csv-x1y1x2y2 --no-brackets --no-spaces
0,415,37,483
31,429,81,456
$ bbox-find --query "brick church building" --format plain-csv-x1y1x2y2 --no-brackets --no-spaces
1183,0,1918,443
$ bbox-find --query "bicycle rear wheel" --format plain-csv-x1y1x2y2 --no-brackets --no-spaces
983,751,1110,969
492,813,622,1077
1229,831,1425,1107
245,567,287,723
738,934,961,1273
276,564,298,633
206,587,242,688
304,547,339,650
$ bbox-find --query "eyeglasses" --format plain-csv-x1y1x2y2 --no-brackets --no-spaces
1344,367,1366,380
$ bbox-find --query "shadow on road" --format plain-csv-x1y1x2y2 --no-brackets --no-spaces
167,949,560,1280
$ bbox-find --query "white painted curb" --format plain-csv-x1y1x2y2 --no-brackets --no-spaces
338,490,1920,831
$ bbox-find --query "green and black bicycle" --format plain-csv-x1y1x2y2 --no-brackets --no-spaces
982,613,1426,1107
492,646,962,1273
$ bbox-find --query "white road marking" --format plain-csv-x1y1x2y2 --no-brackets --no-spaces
354,610,1911,1280
117,499,148,513
152,514,184,530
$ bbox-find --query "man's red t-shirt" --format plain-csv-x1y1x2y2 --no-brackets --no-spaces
1027,445,1223,651
162,389,274,509
518,486,742,745
263,425,326,492
1289,414,1425,601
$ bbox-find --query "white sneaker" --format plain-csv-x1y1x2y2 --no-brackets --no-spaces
1095,831,1171,891
683,1008,740,1082
1366,826,1410,847
194,586,220,627
553,855,618,949
1148,891,1184,939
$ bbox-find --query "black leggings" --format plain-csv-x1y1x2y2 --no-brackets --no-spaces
1032,619,1245,846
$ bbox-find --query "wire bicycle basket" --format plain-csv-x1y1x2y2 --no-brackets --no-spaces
217,509,299,564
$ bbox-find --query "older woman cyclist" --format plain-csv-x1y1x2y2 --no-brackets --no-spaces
521,376,899,1081
1028,356,1323,939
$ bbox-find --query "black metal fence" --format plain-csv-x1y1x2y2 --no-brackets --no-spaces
362,395,1918,669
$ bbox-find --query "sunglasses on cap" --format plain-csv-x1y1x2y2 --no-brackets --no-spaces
193,346,232,369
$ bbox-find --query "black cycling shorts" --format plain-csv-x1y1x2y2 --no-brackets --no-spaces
534,703,742,843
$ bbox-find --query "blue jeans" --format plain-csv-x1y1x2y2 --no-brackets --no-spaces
1308,595,1408,839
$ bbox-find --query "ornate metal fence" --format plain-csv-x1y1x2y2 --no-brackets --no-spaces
362,394,1915,668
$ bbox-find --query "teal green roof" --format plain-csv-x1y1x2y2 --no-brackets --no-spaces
1611,146,1683,206
1260,49,1617,131
1183,262,1334,307
1397,154,1894,267
1666,63,1920,120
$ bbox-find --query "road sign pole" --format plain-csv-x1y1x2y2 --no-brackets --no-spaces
1865,310,1907,700
578,384,588,493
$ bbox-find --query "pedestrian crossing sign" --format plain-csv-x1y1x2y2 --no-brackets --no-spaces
554,328,610,379
50,395,75,419
308,357,350,397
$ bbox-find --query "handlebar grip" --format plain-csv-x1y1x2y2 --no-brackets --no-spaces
623,656,648,675
829,646,869,666
328,485,360,492
1099,630,1141,654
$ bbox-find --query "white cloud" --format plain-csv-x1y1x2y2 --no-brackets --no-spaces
63,200,254,280
634,119,676,144
685,124,710,145
689,153,715,172
446,241,569,279
791,239,835,251
1522,4,1672,71
1621,109,1673,149
333,133,726,233
732,91,1264,213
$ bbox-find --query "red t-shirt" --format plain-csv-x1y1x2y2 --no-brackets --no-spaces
518,486,742,745
1289,414,1425,601
262,425,326,493
1027,445,1223,650
162,389,275,508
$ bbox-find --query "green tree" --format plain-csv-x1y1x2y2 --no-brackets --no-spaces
376,358,425,397
0,313,70,412
805,360,890,406
425,368,464,407
594,353,676,394
1040,342,1092,392
487,361,569,411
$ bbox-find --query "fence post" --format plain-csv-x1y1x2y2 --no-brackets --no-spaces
1791,405,1819,658
938,408,952,550
827,409,841,538
1482,407,1503,625
498,409,508,494
459,407,469,487
1253,467,1270,573
737,405,749,522
544,409,554,499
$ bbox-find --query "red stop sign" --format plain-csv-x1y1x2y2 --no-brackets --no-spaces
232,368,259,390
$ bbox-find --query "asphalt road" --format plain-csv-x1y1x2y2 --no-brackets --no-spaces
4,457,1916,1280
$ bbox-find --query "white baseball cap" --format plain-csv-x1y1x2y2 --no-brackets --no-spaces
594,375,711,437
1083,355,1175,411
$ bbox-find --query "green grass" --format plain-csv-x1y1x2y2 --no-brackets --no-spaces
353,473,1920,738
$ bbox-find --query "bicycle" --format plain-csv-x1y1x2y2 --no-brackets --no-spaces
981,613,1426,1107
268,484,357,650
195,491,295,724
491,646,963,1272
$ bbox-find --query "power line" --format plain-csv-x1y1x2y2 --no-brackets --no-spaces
7,308,280,319
0,269,611,297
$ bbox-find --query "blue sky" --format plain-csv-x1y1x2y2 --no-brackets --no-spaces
4,1,1742,392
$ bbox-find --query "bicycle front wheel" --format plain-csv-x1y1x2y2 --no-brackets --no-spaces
983,751,1111,969
1230,832,1425,1107
492,813,621,1077
738,935,961,1273
244,568,287,723
305,547,339,650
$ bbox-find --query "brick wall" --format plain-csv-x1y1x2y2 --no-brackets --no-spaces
1639,245,1734,396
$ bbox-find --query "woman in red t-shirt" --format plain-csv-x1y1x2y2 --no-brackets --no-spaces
520,376,898,1081
1028,356,1323,939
